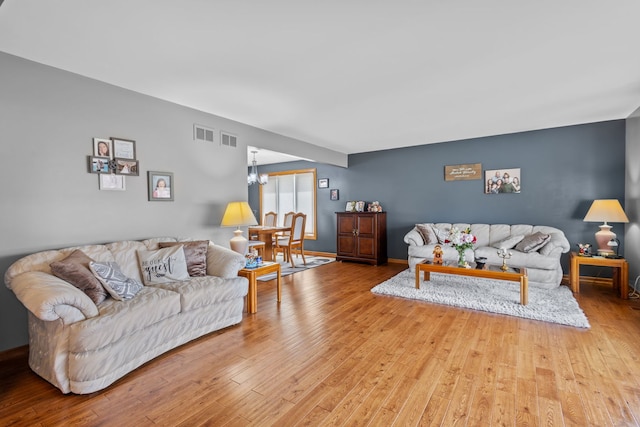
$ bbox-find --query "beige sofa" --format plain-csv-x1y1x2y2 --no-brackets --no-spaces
4,237,248,394
404,223,571,289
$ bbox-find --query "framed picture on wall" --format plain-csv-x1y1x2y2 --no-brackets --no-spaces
330,189,339,201
111,137,136,160
115,159,139,176
148,171,174,201
88,156,111,174
93,138,113,159
485,168,521,194
318,178,329,188
99,174,126,191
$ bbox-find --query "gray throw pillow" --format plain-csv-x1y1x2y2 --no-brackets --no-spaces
415,224,438,245
514,232,551,253
89,261,143,301
50,250,108,305
158,240,208,277
492,234,525,250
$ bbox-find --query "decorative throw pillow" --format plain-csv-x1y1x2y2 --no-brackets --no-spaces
514,232,551,253
432,226,450,244
492,235,525,250
136,245,190,285
89,261,143,301
158,240,208,277
50,250,108,305
415,224,438,245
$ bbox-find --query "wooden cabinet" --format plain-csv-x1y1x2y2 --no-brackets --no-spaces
336,212,387,265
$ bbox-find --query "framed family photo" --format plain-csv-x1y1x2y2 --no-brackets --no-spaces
330,189,339,201
148,171,174,201
93,138,113,159
485,168,521,194
88,156,111,174
115,159,139,176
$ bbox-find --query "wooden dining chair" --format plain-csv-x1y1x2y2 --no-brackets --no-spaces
273,211,295,259
263,211,277,227
275,212,307,268
251,211,276,241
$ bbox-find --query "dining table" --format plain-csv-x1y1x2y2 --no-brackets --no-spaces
248,225,291,261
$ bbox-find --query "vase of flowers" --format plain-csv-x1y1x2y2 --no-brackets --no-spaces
446,227,477,267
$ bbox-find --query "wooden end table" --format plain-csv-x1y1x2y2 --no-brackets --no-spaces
238,262,282,314
415,261,529,305
569,251,628,299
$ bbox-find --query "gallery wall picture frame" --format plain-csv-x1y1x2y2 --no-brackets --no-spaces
93,138,113,159
485,167,521,194
99,174,126,191
330,189,339,201
148,171,174,201
115,159,139,176
88,156,111,174
318,178,329,188
111,137,136,160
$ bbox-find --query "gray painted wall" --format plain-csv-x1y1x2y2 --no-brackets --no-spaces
626,114,640,284
251,120,631,278
0,52,340,351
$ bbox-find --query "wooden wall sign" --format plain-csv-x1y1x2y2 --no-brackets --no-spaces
444,163,482,181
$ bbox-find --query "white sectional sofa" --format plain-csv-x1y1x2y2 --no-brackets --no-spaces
4,237,248,394
404,223,571,289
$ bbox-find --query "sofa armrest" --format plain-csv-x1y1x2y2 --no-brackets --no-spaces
540,232,570,257
206,243,246,278
9,271,99,324
404,228,424,246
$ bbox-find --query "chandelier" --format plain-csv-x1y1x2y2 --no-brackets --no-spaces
247,151,269,185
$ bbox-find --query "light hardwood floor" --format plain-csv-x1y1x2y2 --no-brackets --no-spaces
1,261,639,426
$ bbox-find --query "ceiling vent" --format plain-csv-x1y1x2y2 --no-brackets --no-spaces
221,131,237,148
194,124,214,142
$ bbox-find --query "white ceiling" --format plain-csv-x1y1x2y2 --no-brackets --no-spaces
2,1,640,166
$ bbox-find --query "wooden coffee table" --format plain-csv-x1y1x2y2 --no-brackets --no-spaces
238,262,281,314
415,261,529,305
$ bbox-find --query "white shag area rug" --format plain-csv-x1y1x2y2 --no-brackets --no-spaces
371,269,590,328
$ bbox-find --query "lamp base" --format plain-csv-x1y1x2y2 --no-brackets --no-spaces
595,224,615,255
229,228,248,255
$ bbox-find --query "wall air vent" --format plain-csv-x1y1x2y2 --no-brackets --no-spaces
220,131,237,148
194,124,215,142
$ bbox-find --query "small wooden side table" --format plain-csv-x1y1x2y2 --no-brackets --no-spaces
569,251,628,299
238,262,282,314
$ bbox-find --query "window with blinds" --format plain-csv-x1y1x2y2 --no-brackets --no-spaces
259,168,316,239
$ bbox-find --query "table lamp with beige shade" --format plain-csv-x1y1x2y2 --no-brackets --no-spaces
221,201,258,254
583,199,629,256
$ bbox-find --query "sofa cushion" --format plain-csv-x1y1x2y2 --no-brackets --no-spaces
68,286,181,353
90,261,144,301
515,232,551,253
136,245,190,285
50,250,108,305
150,276,249,312
158,240,208,277
492,235,525,250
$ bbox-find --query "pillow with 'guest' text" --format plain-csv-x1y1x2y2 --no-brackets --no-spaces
136,245,190,285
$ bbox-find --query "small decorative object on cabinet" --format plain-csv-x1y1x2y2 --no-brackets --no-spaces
336,211,387,265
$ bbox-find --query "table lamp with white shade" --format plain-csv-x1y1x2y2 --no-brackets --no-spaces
583,199,629,255
221,201,258,254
